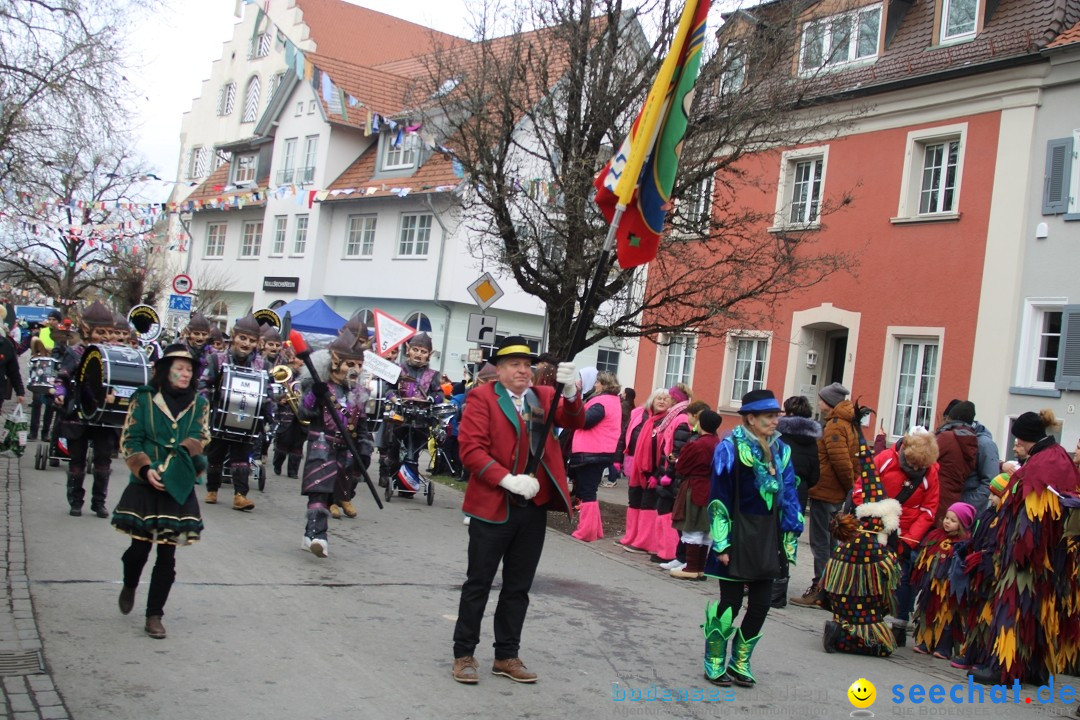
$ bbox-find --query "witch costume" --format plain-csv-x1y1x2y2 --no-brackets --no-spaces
112,345,210,638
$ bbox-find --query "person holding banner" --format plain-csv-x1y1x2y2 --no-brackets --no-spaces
450,336,583,684
378,332,444,488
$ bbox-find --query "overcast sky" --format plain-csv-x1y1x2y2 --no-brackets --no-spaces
127,0,745,202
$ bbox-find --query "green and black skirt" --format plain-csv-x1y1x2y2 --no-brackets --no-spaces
111,482,203,546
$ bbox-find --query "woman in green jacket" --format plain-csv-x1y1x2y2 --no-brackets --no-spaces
111,344,211,639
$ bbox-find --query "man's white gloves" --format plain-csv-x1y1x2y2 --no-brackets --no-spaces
499,473,540,499
556,362,580,399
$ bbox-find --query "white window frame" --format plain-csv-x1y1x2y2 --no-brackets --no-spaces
345,214,377,258
240,221,263,258
718,45,746,94
771,145,829,230
656,333,697,389
894,123,967,222
682,173,714,234
596,347,620,375
878,327,944,440
729,335,771,406
382,133,417,171
241,75,261,123
188,146,208,180
249,32,271,59
217,81,236,116
397,213,432,258
940,0,978,44
278,138,296,185
231,152,257,186
204,223,227,259
297,135,318,184
291,215,309,256
270,215,287,256
799,3,882,74
1070,130,1080,215
1016,298,1067,390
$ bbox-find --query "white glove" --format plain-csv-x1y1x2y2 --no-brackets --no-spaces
556,362,579,399
499,473,540,500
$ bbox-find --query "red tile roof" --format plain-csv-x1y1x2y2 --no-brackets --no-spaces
322,144,461,199
1048,20,1080,47
307,52,410,128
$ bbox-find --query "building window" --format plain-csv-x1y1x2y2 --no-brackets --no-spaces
398,214,432,257
919,139,960,214
788,157,824,225
188,146,209,180
231,153,257,185
205,223,226,258
249,32,271,59
345,215,377,257
266,71,285,105
270,216,287,256
1042,135,1077,215
718,46,746,94
1034,310,1063,385
308,100,316,115
661,334,696,388
1016,299,1067,389
683,174,714,233
941,0,978,43
217,82,236,116
892,340,939,436
297,135,317,184
277,138,296,185
596,348,620,375
382,134,417,171
241,75,261,123
240,221,263,258
801,4,881,73
292,215,308,255
730,337,768,404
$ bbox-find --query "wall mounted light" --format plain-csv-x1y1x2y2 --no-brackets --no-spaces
1036,222,1049,240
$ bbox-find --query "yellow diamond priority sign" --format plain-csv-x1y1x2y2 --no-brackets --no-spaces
467,272,504,311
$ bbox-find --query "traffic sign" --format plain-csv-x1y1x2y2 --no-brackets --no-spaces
172,274,193,294
466,313,497,344
372,308,415,355
168,294,192,313
467,348,484,363
467,272,504,311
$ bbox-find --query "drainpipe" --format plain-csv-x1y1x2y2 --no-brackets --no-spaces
424,194,454,374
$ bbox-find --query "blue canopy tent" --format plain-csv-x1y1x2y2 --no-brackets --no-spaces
273,299,346,335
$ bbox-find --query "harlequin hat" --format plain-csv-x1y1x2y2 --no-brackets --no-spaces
852,422,901,542
328,329,366,360
491,335,536,363
81,301,113,328
186,312,211,332
232,314,261,338
738,389,781,414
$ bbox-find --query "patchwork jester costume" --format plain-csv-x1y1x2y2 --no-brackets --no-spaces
910,527,965,657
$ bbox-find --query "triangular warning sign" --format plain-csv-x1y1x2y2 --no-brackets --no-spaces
372,308,416,355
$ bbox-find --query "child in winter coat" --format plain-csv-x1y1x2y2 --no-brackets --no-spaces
911,501,976,658
670,411,722,579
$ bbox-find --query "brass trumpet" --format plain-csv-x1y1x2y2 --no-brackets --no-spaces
270,364,309,426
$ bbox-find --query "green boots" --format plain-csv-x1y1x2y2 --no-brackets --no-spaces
703,602,735,685
728,627,763,687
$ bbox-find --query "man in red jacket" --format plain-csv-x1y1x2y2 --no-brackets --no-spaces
451,336,583,685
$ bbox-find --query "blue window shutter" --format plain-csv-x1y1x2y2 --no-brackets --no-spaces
1043,137,1073,215
1056,304,1080,391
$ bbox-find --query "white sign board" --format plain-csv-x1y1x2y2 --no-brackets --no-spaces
364,350,402,384
467,348,484,363
466,313,498,344
372,308,416,355
467,272,504,311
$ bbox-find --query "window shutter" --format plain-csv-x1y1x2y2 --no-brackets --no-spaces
1042,137,1073,214
1055,304,1080,391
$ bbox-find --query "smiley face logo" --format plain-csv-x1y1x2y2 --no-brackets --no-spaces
848,678,876,708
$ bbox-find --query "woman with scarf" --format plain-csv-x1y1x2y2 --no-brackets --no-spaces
112,345,210,639
702,390,802,689
651,386,696,565
619,388,673,554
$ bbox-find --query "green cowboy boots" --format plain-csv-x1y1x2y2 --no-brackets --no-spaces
728,627,763,687
703,602,735,685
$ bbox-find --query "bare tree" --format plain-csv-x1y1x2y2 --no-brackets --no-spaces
188,264,236,317
419,0,860,357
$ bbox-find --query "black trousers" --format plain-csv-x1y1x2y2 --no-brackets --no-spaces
453,503,547,661
122,539,176,618
206,438,253,495
717,578,773,638
67,426,115,510
573,463,604,502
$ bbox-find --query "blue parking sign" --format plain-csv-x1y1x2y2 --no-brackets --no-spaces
168,294,192,313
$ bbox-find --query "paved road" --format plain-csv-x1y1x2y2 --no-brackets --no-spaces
14,455,1075,719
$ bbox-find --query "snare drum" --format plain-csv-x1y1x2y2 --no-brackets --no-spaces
28,357,59,394
76,345,152,428
431,402,457,423
211,364,268,440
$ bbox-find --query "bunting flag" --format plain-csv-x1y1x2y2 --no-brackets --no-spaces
593,0,711,269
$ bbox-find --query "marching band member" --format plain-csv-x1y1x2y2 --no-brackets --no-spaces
378,332,444,487
198,314,267,511
180,313,213,378
297,329,373,558
271,338,306,480
55,301,117,518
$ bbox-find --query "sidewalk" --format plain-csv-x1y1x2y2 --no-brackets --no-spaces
0,452,71,719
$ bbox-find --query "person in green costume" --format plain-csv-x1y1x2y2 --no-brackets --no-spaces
111,344,211,639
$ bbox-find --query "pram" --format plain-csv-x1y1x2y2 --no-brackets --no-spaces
381,398,455,505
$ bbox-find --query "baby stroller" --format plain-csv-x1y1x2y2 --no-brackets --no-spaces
381,398,455,506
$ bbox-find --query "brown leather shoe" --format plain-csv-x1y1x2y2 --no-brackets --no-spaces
452,656,479,684
145,615,166,639
204,491,218,504
232,494,255,511
118,586,135,615
329,504,341,519
340,500,357,518
491,657,537,683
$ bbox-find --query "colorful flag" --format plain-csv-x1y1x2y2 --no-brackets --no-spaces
593,0,710,269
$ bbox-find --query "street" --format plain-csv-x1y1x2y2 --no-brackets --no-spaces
15,458,1070,719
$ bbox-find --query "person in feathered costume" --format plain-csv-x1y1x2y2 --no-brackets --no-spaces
911,501,975,658
961,410,1080,685
821,403,902,657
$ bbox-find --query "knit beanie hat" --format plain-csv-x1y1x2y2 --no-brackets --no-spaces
698,410,722,434
819,382,849,408
1011,412,1045,442
947,501,976,530
947,401,976,424
669,385,689,404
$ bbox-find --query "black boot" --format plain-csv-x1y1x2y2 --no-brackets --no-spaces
91,467,110,518
891,622,907,648
770,578,788,609
272,450,285,476
286,453,301,479
67,466,86,516
146,548,176,618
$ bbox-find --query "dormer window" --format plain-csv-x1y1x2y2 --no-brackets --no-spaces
382,133,417,171
940,0,978,43
231,152,257,185
800,3,881,74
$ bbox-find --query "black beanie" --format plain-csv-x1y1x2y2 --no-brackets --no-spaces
1011,412,1045,442
948,401,976,424
698,410,722,434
